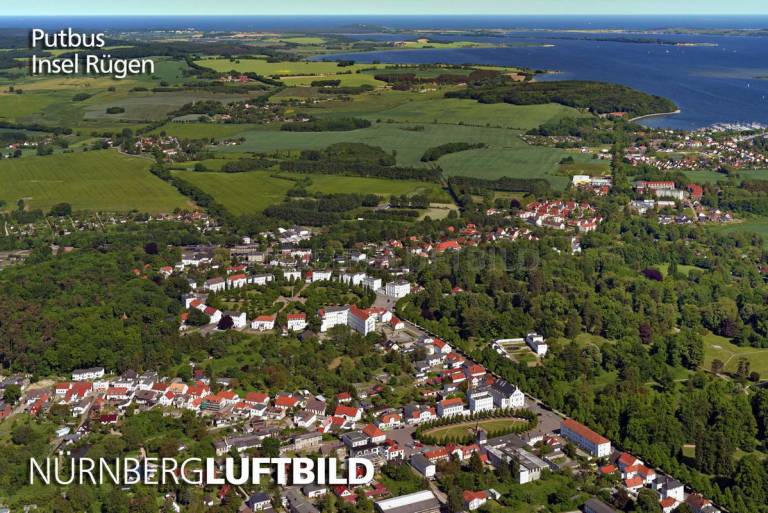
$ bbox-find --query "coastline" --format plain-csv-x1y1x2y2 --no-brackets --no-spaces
630,109,682,122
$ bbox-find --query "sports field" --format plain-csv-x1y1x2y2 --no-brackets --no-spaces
173,170,448,214
0,151,189,213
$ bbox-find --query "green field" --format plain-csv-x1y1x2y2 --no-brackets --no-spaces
357,98,584,131
173,170,449,215
422,418,527,443
0,151,190,213
82,91,252,122
0,92,59,121
151,123,259,139
196,58,383,77
220,123,572,187
710,217,768,246
702,332,768,377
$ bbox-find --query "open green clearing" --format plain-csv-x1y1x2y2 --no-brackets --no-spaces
151,123,260,139
710,216,768,247
173,170,449,215
221,123,573,187
195,58,383,77
702,332,768,376
422,418,528,443
0,151,189,213
356,98,585,131
82,91,252,122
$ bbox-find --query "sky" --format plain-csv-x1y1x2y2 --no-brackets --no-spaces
2,0,768,16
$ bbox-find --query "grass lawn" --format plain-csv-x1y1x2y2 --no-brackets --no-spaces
302,174,451,202
702,332,768,376
422,417,527,443
710,216,768,247
0,150,190,213
0,92,59,121
657,263,701,276
683,170,731,184
172,170,294,214
174,170,450,214
438,145,572,189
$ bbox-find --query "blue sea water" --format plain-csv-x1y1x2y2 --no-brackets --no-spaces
311,30,768,130
1,15,766,129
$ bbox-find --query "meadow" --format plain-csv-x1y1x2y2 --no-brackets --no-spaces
195,58,383,78
356,98,584,131
151,122,260,139
702,332,768,377
173,170,449,215
0,151,189,213
221,123,571,187
421,418,528,443
710,216,768,247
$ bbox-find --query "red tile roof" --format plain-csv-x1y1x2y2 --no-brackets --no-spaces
562,418,610,445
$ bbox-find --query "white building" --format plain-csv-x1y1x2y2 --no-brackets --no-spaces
348,306,376,336
224,311,248,329
410,453,436,479
72,367,105,381
227,274,248,289
362,276,382,291
319,306,349,332
341,272,367,286
283,270,302,281
249,274,273,286
306,270,333,283
251,315,276,331
490,379,525,409
525,332,548,357
385,281,411,299
287,313,308,332
437,398,465,417
204,277,226,293
468,390,494,413
560,419,611,458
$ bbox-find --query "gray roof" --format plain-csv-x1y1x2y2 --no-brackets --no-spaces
584,498,618,513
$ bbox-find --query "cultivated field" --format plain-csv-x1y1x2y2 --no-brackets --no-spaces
195,58,384,77
0,151,189,213
358,98,584,131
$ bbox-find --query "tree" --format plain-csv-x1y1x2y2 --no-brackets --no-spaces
217,315,234,331
736,358,751,382
187,308,210,326
261,436,281,458
3,384,21,404
49,202,72,217
711,359,724,375
144,242,159,255
733,454,767,503
635,488,662,513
